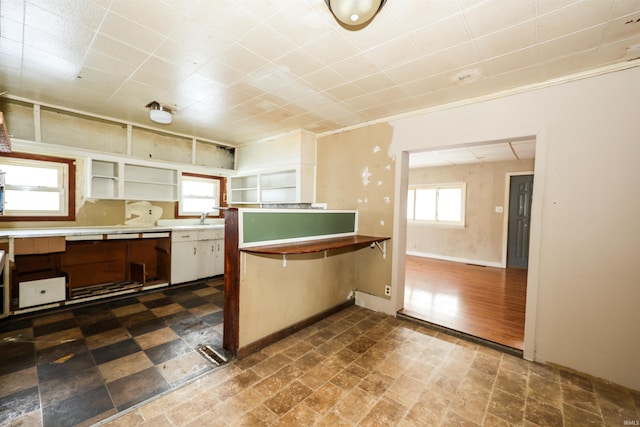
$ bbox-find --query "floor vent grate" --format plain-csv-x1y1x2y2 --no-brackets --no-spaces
197,344,229,366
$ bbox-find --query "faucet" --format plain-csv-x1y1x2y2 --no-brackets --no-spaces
199,212,209,225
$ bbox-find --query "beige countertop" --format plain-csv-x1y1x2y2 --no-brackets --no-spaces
0,224,224,239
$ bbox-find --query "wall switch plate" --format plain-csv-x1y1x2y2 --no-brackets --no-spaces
495,206,503,213
384,285,391,296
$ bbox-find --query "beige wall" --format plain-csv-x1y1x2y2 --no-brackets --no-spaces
407,159,534,265
239,250,355,347
389,66,640,391
316,123,395,299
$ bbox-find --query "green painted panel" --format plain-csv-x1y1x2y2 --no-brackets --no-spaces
243,211,356,244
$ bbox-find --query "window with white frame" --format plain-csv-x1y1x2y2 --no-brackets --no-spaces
0,154,73,219
407,183,466,225
178,173,224,217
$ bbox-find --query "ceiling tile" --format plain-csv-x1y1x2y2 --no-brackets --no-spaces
218,43,269,75
352,72,397,93
272,48,325,77
91,34,149,68
237,24,298,62
0,16,24,42
537,0,579,15
100,11,166,53
462,0,536,38
341,93,382,111
369,86,411,105
596,34,640,63
385,57,434,84
483,47,538,76
301,66,349,91
409,14,472,56
302,30,360,66
474,20,537,60
195,59,244,85
363,35,422,70
427,41,482,74
487,65,539,91
386,0,460,33
128,66,175,93
234,0,288,20
1,0,26,22
537,0,616,42
164,74,225,105
264,2,335,47
538,49,601,81
190,0,260,40
511,140,536,159
324,82,367,100
246,65,302,94
21,44,81,78
610,0,640,18
470,143,512,157
166,19,232,54
400,73,452,97
331,54,381,81
25,0,106,31
539,25,607,62
435,75,494,104
23,4,96,56
602,11,640,43
110,0,185,34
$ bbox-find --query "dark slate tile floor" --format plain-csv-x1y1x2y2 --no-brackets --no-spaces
0,279,225,427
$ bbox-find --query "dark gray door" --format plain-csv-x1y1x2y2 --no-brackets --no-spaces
507,175,533,268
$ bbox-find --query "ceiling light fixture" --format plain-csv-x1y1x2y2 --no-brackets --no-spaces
324,0,387,30
145,101,172,124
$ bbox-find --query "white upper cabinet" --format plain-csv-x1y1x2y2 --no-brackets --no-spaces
228,165,315,205
123,164,177,201
87,158,178,201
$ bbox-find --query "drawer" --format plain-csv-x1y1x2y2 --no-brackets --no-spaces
171,231,198,243
198,229,224,240
14,237,66,255
19,276,66,308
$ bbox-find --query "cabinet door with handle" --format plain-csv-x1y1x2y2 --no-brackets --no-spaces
198,239,217,279
214,239,225,276
171,238,199,284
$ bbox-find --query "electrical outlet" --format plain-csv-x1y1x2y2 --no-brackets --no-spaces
384,285,391,296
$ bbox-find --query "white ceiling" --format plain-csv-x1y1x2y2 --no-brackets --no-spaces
409,139,536,168
1,0,640,146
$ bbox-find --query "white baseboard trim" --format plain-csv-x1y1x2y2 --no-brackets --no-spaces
355,291,394,315
406,251,504,268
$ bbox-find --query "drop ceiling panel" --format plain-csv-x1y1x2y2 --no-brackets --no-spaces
409,141,536,168
462,0,537,38
0,0,639,145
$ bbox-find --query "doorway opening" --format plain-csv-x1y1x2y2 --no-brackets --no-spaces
399,139,535,351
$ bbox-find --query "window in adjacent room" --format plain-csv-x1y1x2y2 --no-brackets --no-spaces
0,153,75,220
177,173,225,217
407,183,466,226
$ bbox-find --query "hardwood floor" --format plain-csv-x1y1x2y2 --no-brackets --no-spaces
401,256,527,350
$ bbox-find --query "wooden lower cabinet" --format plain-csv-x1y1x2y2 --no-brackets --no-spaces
61,240,129,292
10,234,171,310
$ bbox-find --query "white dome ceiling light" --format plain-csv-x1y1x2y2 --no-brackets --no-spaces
324,0,387,30
145,101,172,124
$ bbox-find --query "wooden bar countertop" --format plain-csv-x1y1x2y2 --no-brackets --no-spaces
240,235,390,255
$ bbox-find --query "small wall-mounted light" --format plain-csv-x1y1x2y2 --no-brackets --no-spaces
324,0,387,30
145,101,172,124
